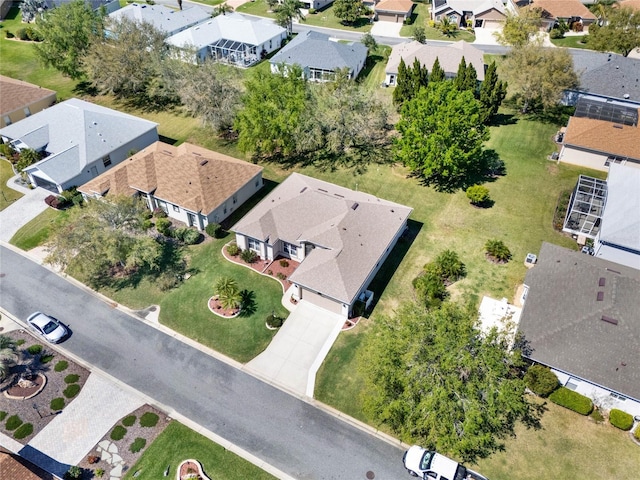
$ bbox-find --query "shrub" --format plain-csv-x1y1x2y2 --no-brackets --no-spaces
524,365,559,397
434,250,466,283
0,411,6,421
205,222,223,238
15,339,25,347
14,423,33,439
64,374,80,384
157,272,180,291
130,437,147,453
279,259,289,267
25,26,43,42
5,30,14,39
27,344,43,355
40,354,54,363
240,249,258,264
63,384,81,398
155,218,172,236
110,425,127,441
5,415,22,430
87,455,100,464
276,272,286,280
308,7,316,13
609,409,634,431
95,468,105,478
15,28,29,41
267,269,273,275
140,411,159,427
153,207,167,218
413,25,427,44
413,265,448,309
550,28,564,39
122,415,136,427
466,185,491,206
635,425,640,441
226,244,240,256
51,397,65,410
266,314,283,328
64,466,82,480
485,239,512,262
182,228,201,245
590,408,604,423
142,219,153,230
549,387,593,415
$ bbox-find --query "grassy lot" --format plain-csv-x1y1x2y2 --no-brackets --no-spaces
0,159,23,211
9,207,69,250
550,35,589,49
473,399,640,480
358,44,391,90
238,1,373,32
124,422,276,480
399,3,475,42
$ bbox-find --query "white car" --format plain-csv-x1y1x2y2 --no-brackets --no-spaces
403,446,488,480
26,312,68,344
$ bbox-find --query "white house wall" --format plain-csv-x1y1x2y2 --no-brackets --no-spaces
553,369,640,417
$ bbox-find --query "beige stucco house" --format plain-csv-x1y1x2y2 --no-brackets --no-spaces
0,76,57,129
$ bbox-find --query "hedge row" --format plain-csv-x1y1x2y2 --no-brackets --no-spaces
548,387,593,415
609,408,634,431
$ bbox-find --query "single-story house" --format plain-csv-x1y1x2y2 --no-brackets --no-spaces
384,40,485,86
22,0,120,21
0,0,13,20
518,242,640,417
558,97,640,171
431,0,506,29
107,3,210,37
0,447,55,480
78,142,263,231
166,13,287,66
518,0,597,32
0,98,158,193
0,76,56,128
270,31,368,81
564,55,640,105
374,0,415,23
301,0,334,9
231,173,413,317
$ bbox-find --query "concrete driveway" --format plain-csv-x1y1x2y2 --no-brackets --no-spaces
371,20,403,38
245,301,344,398
0,178,50,243
473,27,501,45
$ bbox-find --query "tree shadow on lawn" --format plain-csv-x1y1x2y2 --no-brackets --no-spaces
268,146,392,176
239,289,257,317
365,218,423,316
489,112,518,127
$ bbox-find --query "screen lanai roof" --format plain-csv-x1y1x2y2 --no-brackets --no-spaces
563,175,607,239
574,97,639,126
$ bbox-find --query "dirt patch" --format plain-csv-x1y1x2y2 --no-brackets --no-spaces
0,330,89,444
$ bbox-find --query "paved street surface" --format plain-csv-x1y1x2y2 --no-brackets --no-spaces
0,245,408,479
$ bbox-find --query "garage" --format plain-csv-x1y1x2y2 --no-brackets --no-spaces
377,12,402,23
300,289,344,315
30,174,59,192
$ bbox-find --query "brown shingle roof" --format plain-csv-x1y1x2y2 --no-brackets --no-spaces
0,448,55,480
563,115,640,161
0,75,56,116
375,0,414,13
616,0,640,11
78,142,262,214
530,0,597,20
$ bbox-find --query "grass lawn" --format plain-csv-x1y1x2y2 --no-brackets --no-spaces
10,207,69,250
237,1,373,32
358,44,391,90
399,3,475,42
550,35,589,49
0,159,23,211
123,422,276,480
472,399,640,480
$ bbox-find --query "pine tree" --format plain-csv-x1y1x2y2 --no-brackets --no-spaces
479,61,507,124
453,57,468,91
393,58,411,106
430,57,445,82
411,57,429,93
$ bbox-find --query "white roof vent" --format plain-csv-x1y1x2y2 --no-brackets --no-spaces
623,94,630,99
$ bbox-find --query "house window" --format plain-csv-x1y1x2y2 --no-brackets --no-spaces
283,242,297,256
102,155,112,167
610,392,627,402
3,116,11,126
157,200,168,213
565,378,579,391
173,205,180,213
247,237,261,252
23,107,31,117
233,194,238,204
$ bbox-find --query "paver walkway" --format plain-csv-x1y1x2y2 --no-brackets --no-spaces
245,300,344,397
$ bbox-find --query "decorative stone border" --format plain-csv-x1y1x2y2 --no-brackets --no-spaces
3,373,47,400
207,296,241,319
177,459,211,480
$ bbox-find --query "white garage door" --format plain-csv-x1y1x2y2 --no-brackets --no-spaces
301,289,344,315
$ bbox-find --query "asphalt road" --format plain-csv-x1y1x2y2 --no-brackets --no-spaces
0,245,408,480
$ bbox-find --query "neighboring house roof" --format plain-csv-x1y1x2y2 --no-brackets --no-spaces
574,55,640,103
563,115,640,161
78,142,262,215
518,242,640,402
375,0,414,13
597,163,640,254
0,98,158,186
166,13,286,50
0,448,55,480
0,76,56,117
616,0,640,10
231,173,412,305
386,40,486,80
108,4,210,35
529,0,597,20
270,31,367,74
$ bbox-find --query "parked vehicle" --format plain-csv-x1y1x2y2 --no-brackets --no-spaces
26,312,68,344
403,446,488,480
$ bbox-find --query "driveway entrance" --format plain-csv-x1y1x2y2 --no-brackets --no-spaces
245,301,344,398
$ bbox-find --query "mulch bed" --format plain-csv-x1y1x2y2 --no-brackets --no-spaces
208,296,240,317
78,404,171,478
0,330,89,445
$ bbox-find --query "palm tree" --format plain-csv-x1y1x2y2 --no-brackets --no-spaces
275,0,306,35
214,277,242,310
0,335,18,382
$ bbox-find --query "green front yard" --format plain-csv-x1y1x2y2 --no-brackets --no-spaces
0,159,23,211
550,34,590,49
399,2,476,42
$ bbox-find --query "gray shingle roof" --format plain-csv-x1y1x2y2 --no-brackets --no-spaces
598,163,640,252
574,54,640,103
109,4,210,36
0,98,157,185
270,31,367,74
231,173,412,304
518,242,640,401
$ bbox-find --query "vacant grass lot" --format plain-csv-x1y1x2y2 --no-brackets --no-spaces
124,422,276,480
0,159,23,211
399,3,475,42
550,35,589,49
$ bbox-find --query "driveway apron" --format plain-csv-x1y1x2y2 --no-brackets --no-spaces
0,183,50,243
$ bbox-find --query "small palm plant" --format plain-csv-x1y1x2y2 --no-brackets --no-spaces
0,335,18,382
214,277,242,310
485,239,512,263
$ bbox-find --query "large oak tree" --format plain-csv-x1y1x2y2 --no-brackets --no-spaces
588,7,640,57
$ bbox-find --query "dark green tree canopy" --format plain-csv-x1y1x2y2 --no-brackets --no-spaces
453,57,478,94
429,57,445,83
588,7,640,57
393,58,429,107
478,61,507,124
333,0,369,25
394,81,489,191
360,301,541,462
